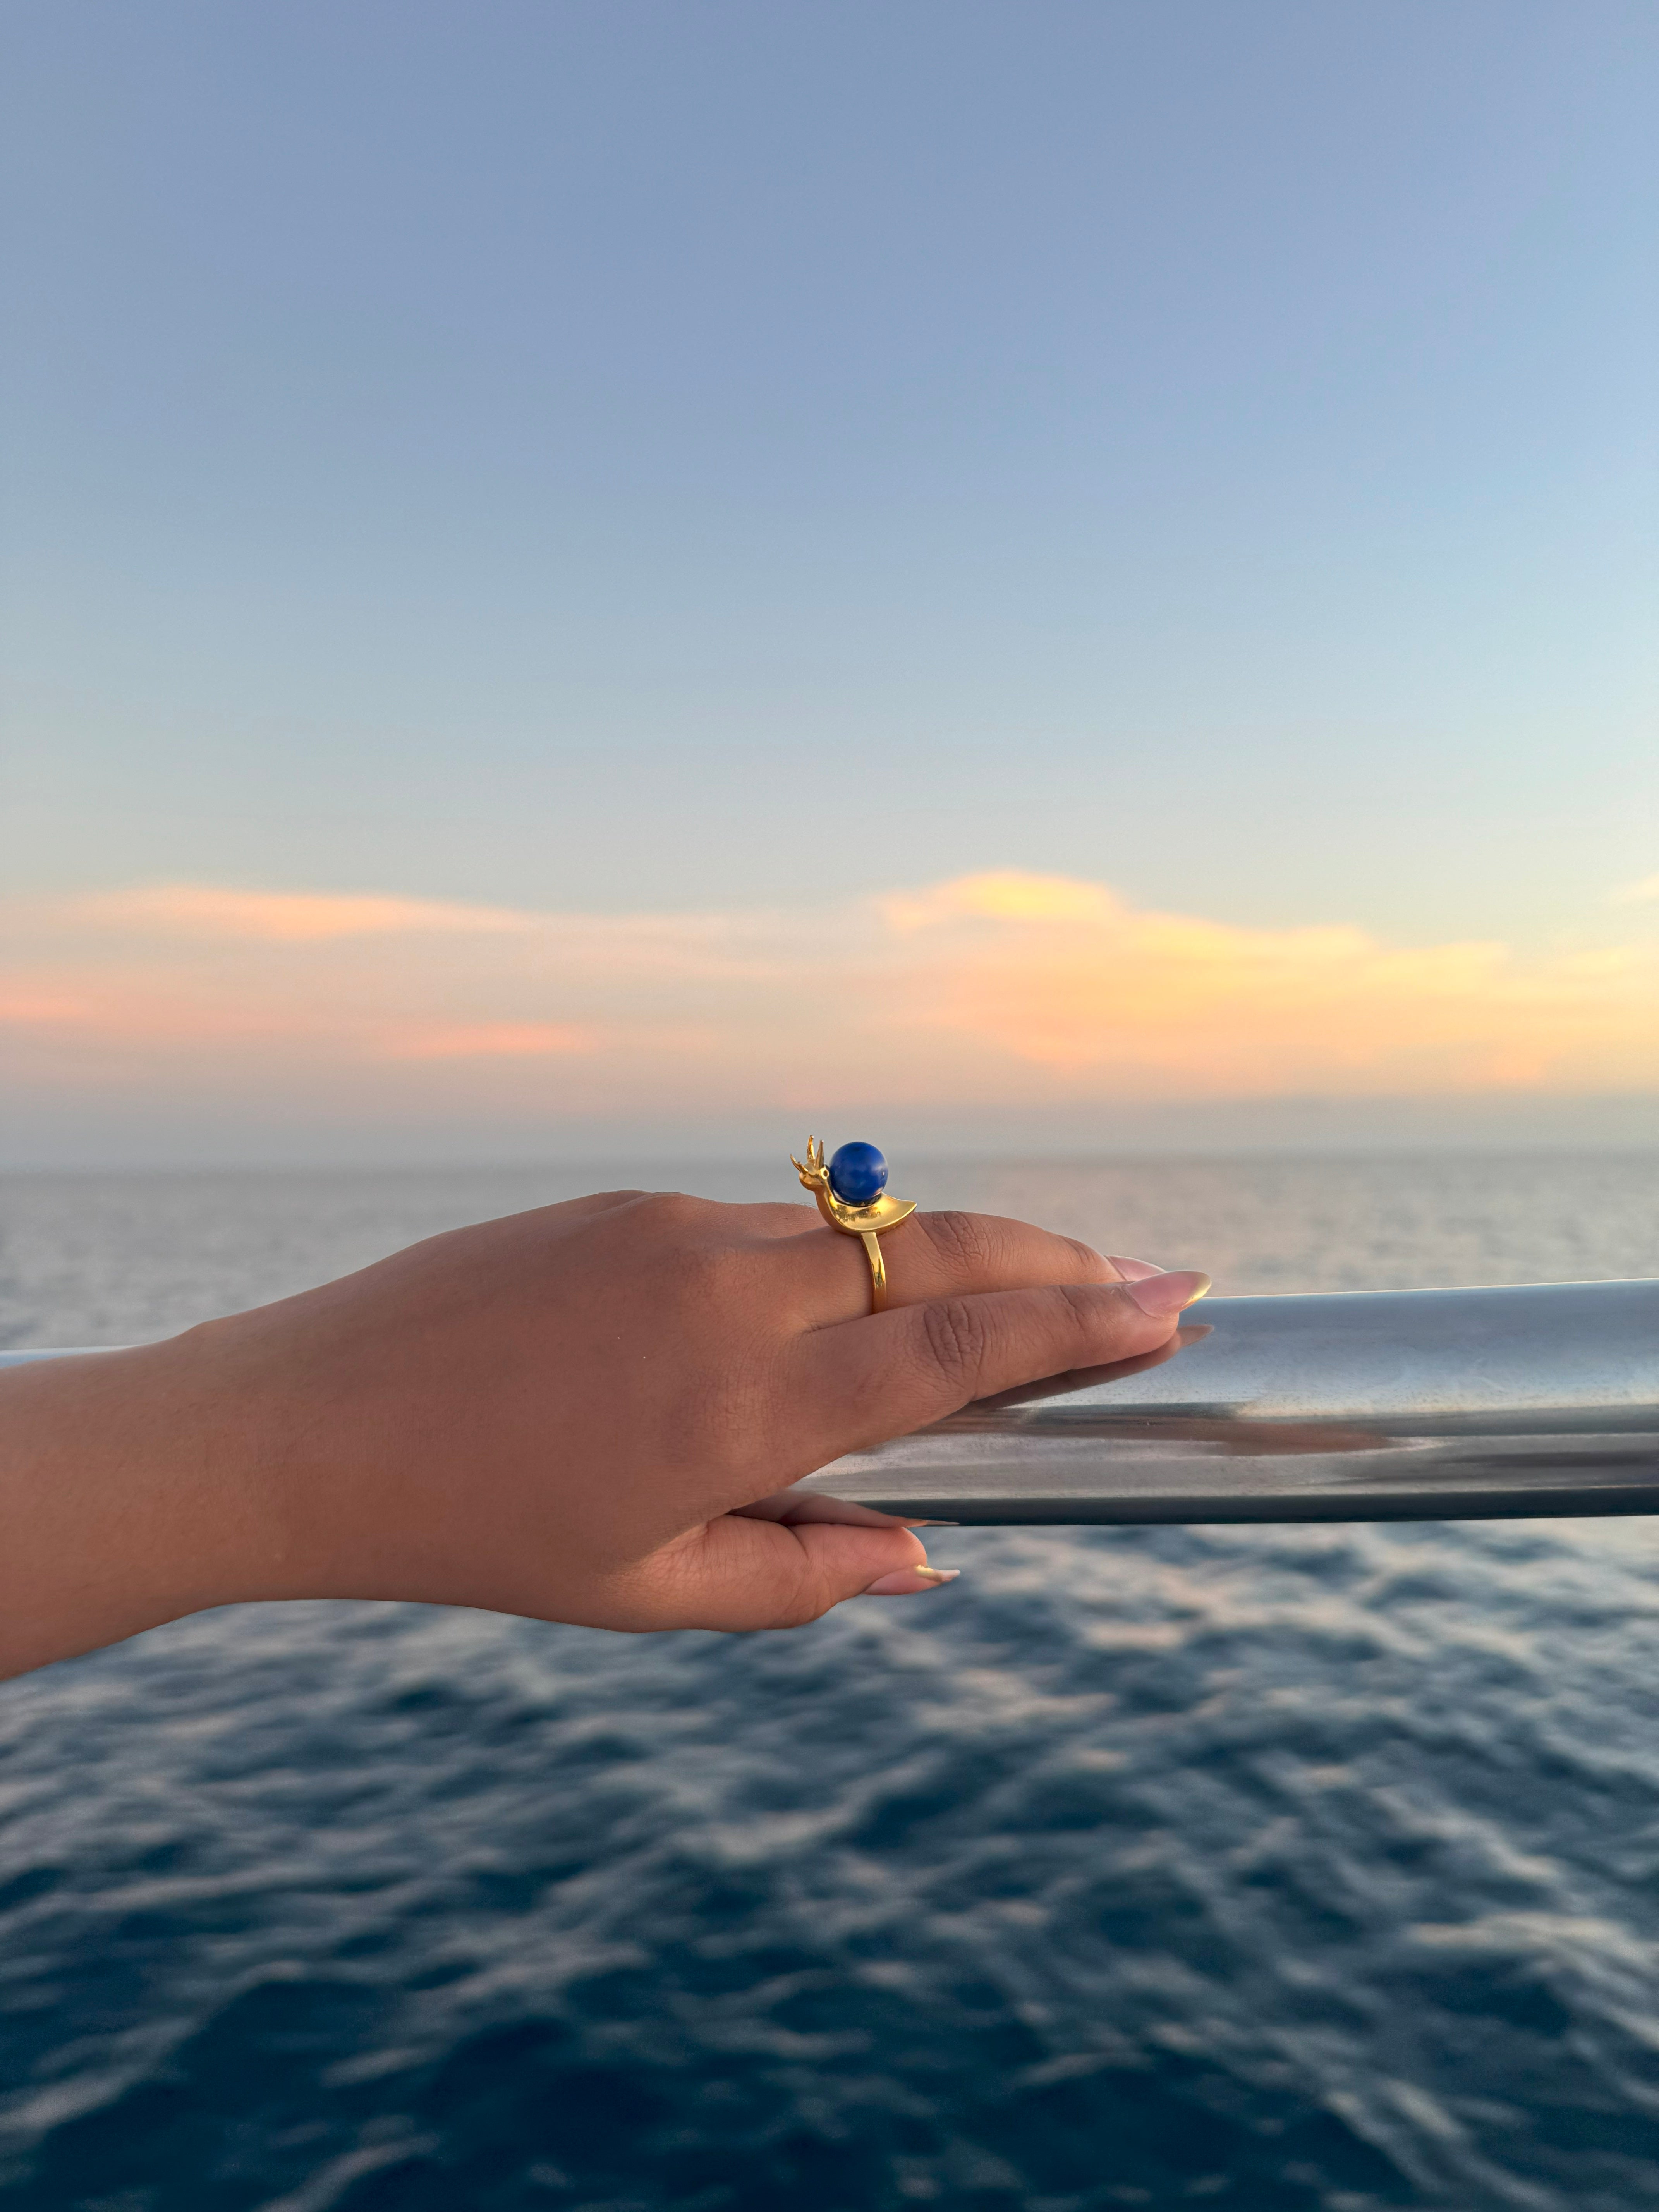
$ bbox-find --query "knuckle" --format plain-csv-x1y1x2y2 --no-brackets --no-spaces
636,1189,704,1231
917,1294,992,1396
728,1536,833,1632
924,1209,997,1276
773,1580,836,1630
1063,1235,1106,1277
1055,1279,1115,1346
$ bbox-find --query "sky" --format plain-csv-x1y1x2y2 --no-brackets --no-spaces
3,1,1656,1163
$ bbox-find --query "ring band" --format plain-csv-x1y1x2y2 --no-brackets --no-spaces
860,1230,888,1314
791,1136,916,1316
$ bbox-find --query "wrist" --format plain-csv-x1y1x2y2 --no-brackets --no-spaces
0,1328,282,1675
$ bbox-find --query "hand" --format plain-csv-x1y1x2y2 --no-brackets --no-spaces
0,1191,1208,1674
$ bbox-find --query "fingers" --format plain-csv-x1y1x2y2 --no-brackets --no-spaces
626,1513,958,1632
788,1271,1212,1463
783,1208,1125,1321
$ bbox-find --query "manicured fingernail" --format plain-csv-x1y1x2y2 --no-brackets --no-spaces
862,1566,962,1597
1125,1269,1211,1317
1107,1255,1164,1281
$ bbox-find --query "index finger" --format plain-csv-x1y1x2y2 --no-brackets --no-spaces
780,1208,1133,1322
785,1271,1212,1465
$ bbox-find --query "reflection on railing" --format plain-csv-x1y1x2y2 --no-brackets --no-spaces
800,1279,1659,1523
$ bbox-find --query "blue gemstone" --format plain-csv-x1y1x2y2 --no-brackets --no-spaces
828,1140,888,1206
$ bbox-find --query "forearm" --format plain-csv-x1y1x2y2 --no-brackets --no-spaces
0,1335,278,1678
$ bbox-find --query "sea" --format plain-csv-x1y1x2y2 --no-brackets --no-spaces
2,1152,1659,2212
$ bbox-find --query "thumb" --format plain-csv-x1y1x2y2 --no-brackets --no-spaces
630,1513,959,1632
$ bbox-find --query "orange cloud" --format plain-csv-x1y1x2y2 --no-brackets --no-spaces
3,873,1656,1118
79,884,539,941
881,871,1658,1094
884,871,1123,929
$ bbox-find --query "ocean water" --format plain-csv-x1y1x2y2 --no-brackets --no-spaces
2,1153,1659,2212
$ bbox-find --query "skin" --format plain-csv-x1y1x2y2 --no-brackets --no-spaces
0,1191,1209,1680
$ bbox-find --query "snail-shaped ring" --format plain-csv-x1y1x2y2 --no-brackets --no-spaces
791,1137,917,1314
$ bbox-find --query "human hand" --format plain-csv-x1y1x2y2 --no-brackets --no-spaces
0,1190,1208,1672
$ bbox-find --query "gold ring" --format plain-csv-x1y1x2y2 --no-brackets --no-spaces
791,1137,916,1315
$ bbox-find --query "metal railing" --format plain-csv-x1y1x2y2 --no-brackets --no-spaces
801,1279,1659,1522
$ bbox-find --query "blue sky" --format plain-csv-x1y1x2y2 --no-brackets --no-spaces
3,3,1656,1159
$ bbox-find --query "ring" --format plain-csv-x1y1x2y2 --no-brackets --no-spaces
791,1136,917,1314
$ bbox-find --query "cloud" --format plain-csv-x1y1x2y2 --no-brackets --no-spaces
79,884,541,941
1611,874,1659,906
875,872,1657,1096
884,871,1124,930
3,873,1656,1124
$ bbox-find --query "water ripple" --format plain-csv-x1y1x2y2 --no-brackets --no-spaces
3,1158,1659,2208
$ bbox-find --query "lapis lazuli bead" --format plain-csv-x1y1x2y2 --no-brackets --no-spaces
829,1141,888,1206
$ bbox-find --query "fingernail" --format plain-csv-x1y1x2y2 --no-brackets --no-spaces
903,1519,961,1528
862,1566,962,1597
1107,1255,1164,1281
1125,1269,1211,1317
